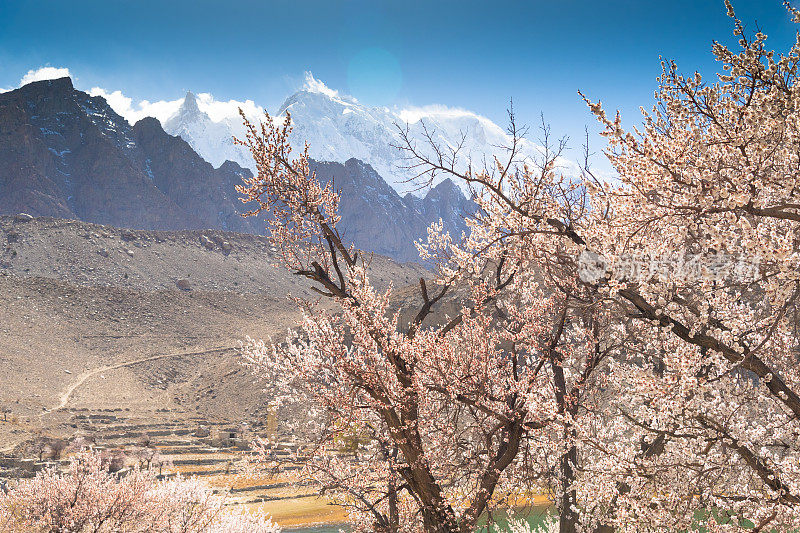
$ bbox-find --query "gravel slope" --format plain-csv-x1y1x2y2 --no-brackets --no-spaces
0,215,428,449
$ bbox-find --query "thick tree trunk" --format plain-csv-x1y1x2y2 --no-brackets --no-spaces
551,323,581,533
421,509,460,533
388,479,399,533
559,442,580,533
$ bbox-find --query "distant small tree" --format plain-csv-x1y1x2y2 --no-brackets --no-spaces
35,437,68,462
136,433,152,448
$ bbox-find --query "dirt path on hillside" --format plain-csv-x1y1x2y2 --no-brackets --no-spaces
47,346,236,413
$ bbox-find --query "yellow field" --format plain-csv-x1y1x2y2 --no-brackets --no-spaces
245,496,349,528
162,460,552,529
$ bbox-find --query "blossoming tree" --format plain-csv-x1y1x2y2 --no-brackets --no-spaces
0,450,280,533
237,2,800,532
237,107,624,533
571,2,800,529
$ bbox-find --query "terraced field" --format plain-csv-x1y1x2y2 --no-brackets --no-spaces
0,406,554,530
0,408,348,530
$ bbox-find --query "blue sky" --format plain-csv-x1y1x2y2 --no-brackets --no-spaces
1,0,797,164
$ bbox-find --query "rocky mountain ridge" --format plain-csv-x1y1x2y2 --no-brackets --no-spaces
0,78,475,263
0,77,257,233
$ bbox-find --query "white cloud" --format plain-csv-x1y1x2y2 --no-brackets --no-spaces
20,66,72,86
195,92,264,123
88,86,265,129
88,88,132,116
13,67,331,130
89,87,182,124
396,104,495,127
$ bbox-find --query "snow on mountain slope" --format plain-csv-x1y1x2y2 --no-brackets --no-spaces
156,73,581,195
162,92,253,171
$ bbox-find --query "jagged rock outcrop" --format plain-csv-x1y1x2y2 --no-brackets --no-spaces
0,78,259,232
403,178,476,240
0,77,181,228
312,159,475,263
131,117,256,233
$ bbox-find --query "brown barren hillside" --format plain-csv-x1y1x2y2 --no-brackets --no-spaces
0,215,428,452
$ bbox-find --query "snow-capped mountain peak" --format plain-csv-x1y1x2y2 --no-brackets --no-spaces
297,72,358,106
177,91,202,119
156,74,580,195
275,87,412,191
162,92,253,171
